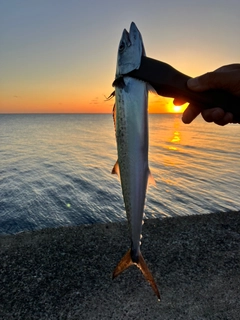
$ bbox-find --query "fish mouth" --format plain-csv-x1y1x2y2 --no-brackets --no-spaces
129,22,146,56
122,29,131,47
129,21,139,36
121,22,142,49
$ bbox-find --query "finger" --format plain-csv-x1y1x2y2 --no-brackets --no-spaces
173,98,186,106
214,64,240,72
182,104,201,124
201,108,225,122
214,112,233,126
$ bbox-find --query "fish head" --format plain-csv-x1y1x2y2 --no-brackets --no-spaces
116,22,146,77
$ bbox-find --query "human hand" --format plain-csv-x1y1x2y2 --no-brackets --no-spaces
175,64,240,125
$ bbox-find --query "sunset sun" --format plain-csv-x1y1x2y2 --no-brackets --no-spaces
173,105,182,113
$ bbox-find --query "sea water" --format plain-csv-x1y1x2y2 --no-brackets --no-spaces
1,113,240,234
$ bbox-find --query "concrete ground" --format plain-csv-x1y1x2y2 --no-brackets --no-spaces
1,211,240,319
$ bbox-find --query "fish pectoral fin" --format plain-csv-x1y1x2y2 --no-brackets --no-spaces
112,249,160,300
105,90,115,101
112,160,120,178
147,169,156,187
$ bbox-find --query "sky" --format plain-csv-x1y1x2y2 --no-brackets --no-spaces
1,0,240,114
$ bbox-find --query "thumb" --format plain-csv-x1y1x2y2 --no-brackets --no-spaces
187,72,221,92
187,70,240,96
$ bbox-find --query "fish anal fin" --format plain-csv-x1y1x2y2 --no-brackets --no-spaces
112,160,120,178
112,249,132,279
147,169,156,188
112,249,160,301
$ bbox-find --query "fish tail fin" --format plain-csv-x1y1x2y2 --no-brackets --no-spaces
112,249,160,300
112,249,132,278
137,252,160,300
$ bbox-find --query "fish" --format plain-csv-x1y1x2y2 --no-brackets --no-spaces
111,22,160,300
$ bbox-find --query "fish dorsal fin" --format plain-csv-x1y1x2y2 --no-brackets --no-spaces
112,160,120,179
147,169,156,188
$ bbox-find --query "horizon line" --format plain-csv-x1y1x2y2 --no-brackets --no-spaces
0,112,183,115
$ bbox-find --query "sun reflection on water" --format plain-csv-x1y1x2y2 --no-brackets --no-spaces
149,114,185,174
168,115,181,151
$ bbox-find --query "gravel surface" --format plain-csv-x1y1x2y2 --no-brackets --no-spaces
1,211,240,319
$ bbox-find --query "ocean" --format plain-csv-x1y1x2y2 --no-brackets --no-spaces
1,113,240,235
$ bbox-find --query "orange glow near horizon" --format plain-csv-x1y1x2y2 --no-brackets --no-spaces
0,97,189,114
0,91,114,114
148,93,188,114
0,89,189,114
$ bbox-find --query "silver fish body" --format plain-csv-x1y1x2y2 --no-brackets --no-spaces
112,22,160,300
114,76,148,260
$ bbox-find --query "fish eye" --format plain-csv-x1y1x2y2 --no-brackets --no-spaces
119,41,125,52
